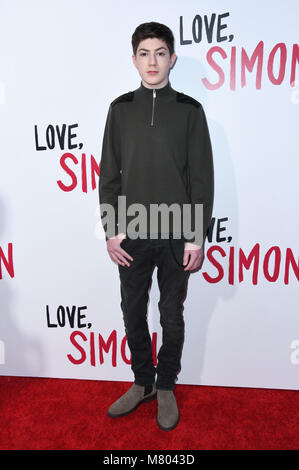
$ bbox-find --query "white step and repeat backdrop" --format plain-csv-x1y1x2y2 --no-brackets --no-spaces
0,0,298,390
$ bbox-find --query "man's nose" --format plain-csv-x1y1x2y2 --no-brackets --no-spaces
148,54,158,65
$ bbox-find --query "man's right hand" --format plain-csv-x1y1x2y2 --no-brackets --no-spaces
106,233,134,267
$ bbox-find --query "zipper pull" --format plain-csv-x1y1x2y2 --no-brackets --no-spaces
151,89,156,126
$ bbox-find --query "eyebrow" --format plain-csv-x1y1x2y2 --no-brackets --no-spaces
138,47,167,52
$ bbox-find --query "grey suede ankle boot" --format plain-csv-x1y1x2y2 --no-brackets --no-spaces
156,389,180,431
107,382,157,418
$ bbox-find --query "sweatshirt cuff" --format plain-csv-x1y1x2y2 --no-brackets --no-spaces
106,232,126,242
184,242,202,251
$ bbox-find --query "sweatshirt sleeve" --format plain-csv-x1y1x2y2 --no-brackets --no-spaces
186,103,214,246
98,103,122,241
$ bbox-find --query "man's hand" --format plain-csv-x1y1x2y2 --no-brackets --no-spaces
183,242,204,271
106,233,133,267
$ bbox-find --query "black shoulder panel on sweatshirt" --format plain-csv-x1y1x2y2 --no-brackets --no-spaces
176,91,201,108
111,91,134,107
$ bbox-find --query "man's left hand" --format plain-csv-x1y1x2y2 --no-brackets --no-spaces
183,242,204,271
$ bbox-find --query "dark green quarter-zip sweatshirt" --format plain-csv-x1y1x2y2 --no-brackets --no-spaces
98,80,214,246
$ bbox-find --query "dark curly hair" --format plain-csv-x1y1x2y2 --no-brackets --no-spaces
131,22,175,57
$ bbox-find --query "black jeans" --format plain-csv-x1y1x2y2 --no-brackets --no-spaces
118,237,190,391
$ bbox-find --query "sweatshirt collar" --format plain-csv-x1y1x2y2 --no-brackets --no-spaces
138,80,173,97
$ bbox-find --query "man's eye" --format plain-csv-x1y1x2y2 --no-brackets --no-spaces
139,52,166,56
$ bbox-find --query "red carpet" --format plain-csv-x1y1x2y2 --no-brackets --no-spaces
0,376,298,450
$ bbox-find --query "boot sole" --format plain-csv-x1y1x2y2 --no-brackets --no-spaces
107,391,157,418
156,412,180,431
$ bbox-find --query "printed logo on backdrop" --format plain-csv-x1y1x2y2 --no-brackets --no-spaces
179,13,298,90
46,305,157,368
0,245,12,368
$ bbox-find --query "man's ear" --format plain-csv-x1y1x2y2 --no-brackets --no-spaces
170,53,177,69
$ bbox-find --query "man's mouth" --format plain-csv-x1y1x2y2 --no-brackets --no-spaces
147,71,159,74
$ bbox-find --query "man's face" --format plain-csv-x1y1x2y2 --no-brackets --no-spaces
132,37,176,88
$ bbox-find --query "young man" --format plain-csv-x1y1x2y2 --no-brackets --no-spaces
99,22,214,431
